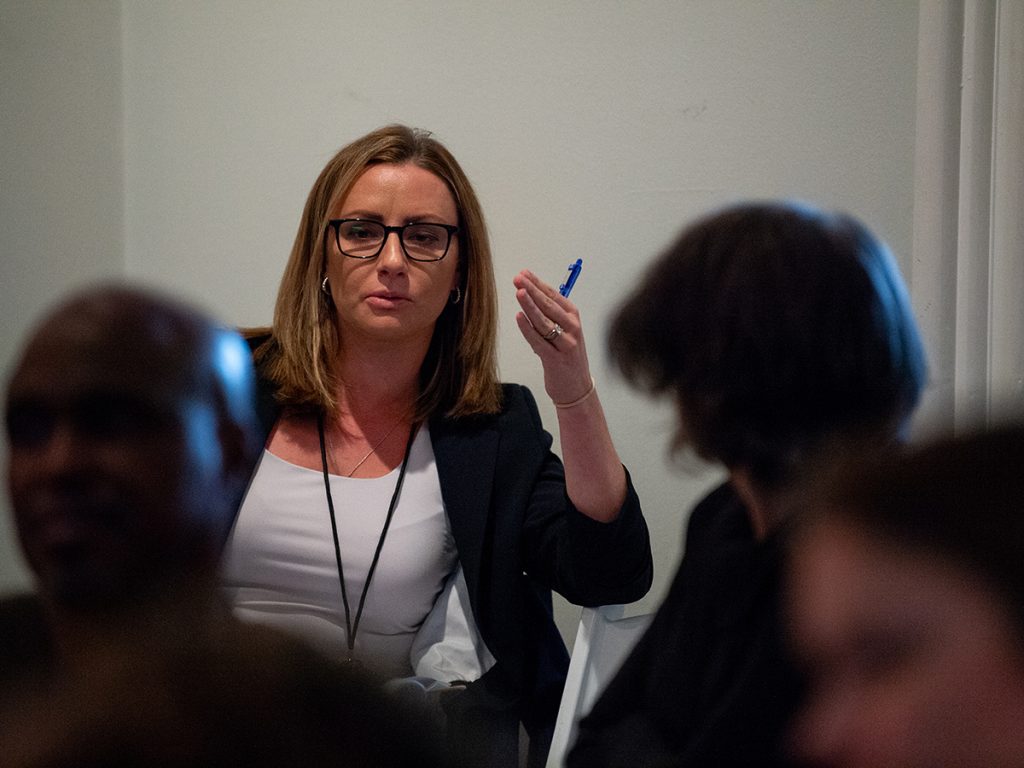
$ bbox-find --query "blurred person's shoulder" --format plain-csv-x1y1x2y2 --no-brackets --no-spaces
201,619,449,767
685,481,751,554
0,593,54,689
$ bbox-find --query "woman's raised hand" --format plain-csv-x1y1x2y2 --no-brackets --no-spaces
513,270,593,407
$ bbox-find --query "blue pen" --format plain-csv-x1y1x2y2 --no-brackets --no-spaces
559,258,583,298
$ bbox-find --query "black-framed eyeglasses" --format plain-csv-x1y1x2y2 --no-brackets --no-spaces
327,219,459,262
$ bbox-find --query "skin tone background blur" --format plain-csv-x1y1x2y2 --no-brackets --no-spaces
788,520,1024,768
2,1,1021,644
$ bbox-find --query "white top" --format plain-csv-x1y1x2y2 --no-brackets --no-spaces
222,424,492,681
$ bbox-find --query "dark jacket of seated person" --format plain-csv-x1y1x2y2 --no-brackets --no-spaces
568,482,801,767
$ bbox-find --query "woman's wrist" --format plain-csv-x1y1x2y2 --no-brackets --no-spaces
554,377,596,409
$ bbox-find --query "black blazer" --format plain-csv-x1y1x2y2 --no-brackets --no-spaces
246,354,653,767
567,483,802,768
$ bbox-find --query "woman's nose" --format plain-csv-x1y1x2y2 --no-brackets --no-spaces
376,231,408,273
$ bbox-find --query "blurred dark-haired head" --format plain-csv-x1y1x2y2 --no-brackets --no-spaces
608,201,927,489
816,422,1024,632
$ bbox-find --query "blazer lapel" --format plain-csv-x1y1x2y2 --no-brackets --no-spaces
429,416,500,608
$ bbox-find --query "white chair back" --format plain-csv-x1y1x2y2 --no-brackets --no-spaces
545,604,652,767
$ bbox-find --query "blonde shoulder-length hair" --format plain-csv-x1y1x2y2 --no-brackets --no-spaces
248,125,501,419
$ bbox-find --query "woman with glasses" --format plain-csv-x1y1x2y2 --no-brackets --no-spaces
220,125,652,768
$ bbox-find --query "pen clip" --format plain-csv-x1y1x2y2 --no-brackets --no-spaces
559,258,583,298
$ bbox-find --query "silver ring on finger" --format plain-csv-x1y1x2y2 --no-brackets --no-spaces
542,323,563,342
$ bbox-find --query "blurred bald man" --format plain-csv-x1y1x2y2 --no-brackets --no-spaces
0,284,443,768
2,284,260,667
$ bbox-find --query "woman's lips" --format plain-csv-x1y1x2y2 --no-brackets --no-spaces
365,291,409,309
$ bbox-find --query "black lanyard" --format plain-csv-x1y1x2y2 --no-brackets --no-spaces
317,412,417,664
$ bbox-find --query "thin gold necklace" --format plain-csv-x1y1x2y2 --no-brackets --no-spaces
325,418,403,477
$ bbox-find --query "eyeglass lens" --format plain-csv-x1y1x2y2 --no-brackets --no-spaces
336,220,451,261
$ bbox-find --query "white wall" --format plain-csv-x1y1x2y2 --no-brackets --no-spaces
0,0,123,593
2,1,921,638
911,0,1024,437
